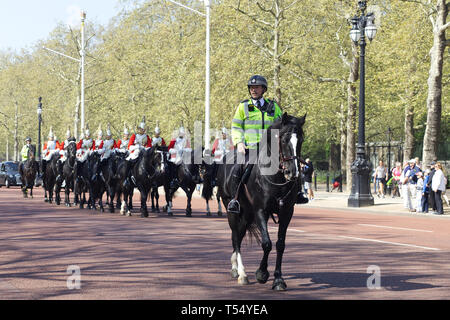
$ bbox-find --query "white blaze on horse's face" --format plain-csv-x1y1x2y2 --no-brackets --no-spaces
290,133,299,178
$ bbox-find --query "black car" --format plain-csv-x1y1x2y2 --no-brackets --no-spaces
0,161,22,188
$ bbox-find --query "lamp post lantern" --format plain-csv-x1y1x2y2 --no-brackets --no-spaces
348,1,377,207
37,97,43,162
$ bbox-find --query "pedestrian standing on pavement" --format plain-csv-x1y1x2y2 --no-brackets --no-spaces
391,162,402,198
431,162,447,215
302,158,314,201
427,161,437,213
374,160,387,198
422,169,431,213
415,172,424,213
402,159,417,212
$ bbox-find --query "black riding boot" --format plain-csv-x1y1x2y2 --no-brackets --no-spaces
169,163,179,189
39,160,46,179
227,164,253,214
123,160,132,188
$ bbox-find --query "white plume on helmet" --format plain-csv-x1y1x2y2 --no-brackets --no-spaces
97,125,103,137
85,124,91,137
106,124,112,137
123,122,129,135
139,116,146,130
48,127,54,139
66,127,72,139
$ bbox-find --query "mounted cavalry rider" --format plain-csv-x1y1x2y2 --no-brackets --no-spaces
21,137,33,162
76,126,94,163
93,125,104,153
116,124,131,154
122,117,152,188
151,123,166,148
59,127,75,163
100,125,117,161
227,75,308,214
40,127,61,179
212,127,234,162
167,125,192,188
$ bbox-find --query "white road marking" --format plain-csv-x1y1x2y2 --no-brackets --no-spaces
358,224,433,233
339,235,440,251
269,227,306,233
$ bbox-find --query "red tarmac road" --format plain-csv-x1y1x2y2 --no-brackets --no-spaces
0,187,449,300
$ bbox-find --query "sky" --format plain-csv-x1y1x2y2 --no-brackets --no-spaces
0,0,124,52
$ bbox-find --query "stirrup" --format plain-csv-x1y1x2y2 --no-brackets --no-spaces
227,199,240,214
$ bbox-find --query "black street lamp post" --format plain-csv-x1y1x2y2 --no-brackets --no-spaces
348,1,377,207
37,97,42,162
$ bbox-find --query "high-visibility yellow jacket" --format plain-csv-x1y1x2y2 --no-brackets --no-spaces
231,98,283,149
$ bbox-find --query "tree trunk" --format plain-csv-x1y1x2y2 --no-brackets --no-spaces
403,103,414,161
422,0,448,167
340,102,347,181
329,143,340,172
346,42,359,192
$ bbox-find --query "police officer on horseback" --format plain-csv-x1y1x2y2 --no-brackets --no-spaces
21,137,32,161
227,75,308,214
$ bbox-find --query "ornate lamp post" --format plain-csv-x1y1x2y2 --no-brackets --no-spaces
348,1,377,207
37,97,43,162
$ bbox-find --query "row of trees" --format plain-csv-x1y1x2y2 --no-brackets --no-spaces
0,0,448,191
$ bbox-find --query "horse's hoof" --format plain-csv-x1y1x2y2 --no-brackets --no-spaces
218,211,223,217
140,214,148,218
238,275,249,285
272,278,287,291
207,211,211,217
230,269,239,279
156,208,160,213
255,269,270,284
162,206,167,213
151,207,156,213
126,212,131,217
186,212,192,217
168,212,173,216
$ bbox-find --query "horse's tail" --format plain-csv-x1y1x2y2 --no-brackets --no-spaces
244,220,262,246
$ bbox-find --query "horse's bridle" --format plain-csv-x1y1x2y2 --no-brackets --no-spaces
278,130,301,179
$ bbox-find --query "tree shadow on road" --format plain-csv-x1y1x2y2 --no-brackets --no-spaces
288,272,440,291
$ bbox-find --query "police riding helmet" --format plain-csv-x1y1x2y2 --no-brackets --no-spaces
248,75,268,93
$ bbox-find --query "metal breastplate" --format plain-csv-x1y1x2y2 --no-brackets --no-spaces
82,139,93,149
135,134,147,147
104,139,115,150
120,140,129,150
47,141,57,150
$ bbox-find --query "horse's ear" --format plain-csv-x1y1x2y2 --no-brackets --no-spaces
299,113,307,126
281,112,289,124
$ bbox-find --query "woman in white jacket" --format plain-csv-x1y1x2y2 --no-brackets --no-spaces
432,162,447,215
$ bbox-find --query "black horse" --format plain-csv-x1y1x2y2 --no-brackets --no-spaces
19,145,39,199
100,152,122,213
217,113,306,291
59,140,77,207
42,152,61,204
166,149,202,217
149,148,172,215
86,151,106,212
115,152,135,217
200,160,224,217
129,147,164,218
74,158,90,209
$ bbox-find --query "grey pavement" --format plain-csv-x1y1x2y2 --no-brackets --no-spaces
177,184,450,218
300,188,450,218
